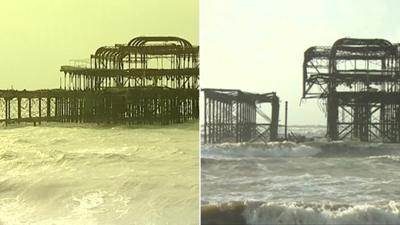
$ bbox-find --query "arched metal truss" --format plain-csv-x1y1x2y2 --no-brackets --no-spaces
0,36,199,126
303,38,400,142
61,36,199,90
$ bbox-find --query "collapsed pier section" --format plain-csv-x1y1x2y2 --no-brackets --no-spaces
303,38,400,142
202,89,280,144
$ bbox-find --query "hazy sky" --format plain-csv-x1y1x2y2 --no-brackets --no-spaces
201,0,400,125
0,0,198,90
2,0,400,126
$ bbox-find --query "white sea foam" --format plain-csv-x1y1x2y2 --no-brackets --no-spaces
0,122,199,225
243,201,400,225
202,137,400,217
368,155,400,162
203,142,322,159
202,140,400,160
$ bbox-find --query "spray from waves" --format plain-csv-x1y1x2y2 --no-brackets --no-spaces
368,155,400,163
201,201,400,225
202,141,400,160
0,123,199,225
202,142,321,159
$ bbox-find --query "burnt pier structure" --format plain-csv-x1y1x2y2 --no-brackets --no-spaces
202,89,280,144
0,36,199,126
303,38,400,142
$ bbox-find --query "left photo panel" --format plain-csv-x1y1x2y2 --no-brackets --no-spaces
0,0,199,225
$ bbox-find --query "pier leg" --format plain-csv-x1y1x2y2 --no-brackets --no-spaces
28,98,32,119
17,98,21,124
47,97,51,122
327,94,338,140
38,98,42,125
285,101,288,140
204,94,207,144
5,98,8,127
270,94,280,141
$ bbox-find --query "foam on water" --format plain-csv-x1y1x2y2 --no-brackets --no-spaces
0,122,199,225
202,140,400,161
202,128,400,224
368,155,400,162
202,142,322,159
202,201,400,225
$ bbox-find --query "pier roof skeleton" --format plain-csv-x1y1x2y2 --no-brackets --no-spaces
61,36,199,90
303,38,400,99
0,36,200,126
303,37,400,142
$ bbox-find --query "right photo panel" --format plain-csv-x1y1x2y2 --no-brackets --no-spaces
200,0,400,225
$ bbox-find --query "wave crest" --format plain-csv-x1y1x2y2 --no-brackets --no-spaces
202,201,400,225
202,141,400,159
202,142,321,159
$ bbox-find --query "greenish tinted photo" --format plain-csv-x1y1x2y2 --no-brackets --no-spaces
0,1,199,224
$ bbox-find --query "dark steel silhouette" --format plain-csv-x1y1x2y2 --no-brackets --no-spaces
0,36,199,126
202,89,280,144
303,38,400,142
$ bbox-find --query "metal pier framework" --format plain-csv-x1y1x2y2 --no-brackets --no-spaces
0,36,199,126
303,38,400,142
202,89,280,144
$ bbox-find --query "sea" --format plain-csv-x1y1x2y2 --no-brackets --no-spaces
0,121,199,225
201,126,400,225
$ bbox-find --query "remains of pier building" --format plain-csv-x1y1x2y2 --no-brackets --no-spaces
303,38,400,142
0,36,199,125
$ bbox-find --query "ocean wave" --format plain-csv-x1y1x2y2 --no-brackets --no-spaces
368,155,400,163
202,141,400,159
202,142,321,159
0,151,18,161
202,201,400,225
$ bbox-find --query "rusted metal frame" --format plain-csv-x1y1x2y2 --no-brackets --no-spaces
128,36,192,48
202,89,279,143
338,105,354,120
337,123,352,139
249,128,269,143
338,125,354,140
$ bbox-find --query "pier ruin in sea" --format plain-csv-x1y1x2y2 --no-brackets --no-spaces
0,36,199,126
202,89,286,144
303,38,400,142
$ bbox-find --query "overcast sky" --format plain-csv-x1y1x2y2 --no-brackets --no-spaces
0,0,198,89
200,0,400,125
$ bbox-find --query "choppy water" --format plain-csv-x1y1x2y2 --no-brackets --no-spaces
201,126,400,225
0,122,199,225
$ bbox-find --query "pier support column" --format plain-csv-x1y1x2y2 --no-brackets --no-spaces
38,98,42,125
28,98,32,119
47,97,51,122
17,97,21,124
285,101,288,140
204,93,207,144
5,98,9,126
327,94,338,140
270,93,280,141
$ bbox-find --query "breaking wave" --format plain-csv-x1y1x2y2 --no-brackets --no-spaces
0,123,199,225
202,141,400,160
202,201,400,225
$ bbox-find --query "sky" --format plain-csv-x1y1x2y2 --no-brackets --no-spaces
0,0,198,89
1,0,400,125
200,0,400,125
